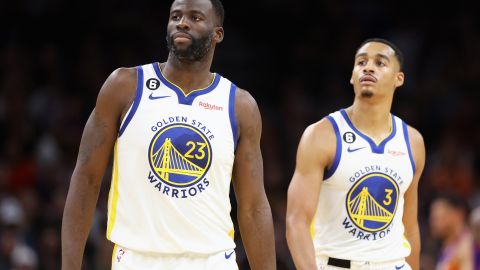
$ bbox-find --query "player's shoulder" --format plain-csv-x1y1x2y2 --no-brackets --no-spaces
405,124,424,148
96,67,138,110
299,117,336,149
105,67,137,89
234,87,256,106
306,117,336,138
234,87,260,119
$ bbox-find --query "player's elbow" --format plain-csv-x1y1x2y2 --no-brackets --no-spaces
286,211,310,241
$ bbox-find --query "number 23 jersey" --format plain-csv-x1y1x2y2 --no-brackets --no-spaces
106,63,238,254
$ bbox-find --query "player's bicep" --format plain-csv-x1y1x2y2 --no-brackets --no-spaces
73,68,136,180
403,127,425,227
231,89,265,206
287,123,332,222
74,109,118,179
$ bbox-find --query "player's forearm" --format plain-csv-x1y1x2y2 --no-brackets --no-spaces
61,173,102,270
286,218,317,270
238,203,276,270
405,225,420,270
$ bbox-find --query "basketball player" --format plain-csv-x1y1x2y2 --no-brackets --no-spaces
61,0,276,269
286,38,425,269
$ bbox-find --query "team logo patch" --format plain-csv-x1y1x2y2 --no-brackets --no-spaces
346,173,399,232
148,124,212,187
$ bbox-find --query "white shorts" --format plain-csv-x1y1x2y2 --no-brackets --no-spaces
111,244,238,270
316,255,412,270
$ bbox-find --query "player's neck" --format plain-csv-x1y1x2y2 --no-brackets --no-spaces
347,101,393,144
162,54,214,95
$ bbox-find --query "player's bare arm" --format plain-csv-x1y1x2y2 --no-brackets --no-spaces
61,68,136,269
231,88,276,270
286,118,336,270
403,126,425,270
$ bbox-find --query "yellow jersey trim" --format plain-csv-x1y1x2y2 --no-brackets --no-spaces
111,244,118,267
402,235,412,250
310,219,315,239
107,142,120,239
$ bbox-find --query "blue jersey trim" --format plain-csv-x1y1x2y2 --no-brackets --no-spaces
228,83,239,150
324,116,342,180
119,66,144,137
402,121,416,174
153,62,220,105
340,109,396,154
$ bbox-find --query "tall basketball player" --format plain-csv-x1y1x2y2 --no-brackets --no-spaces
286,38,425,270
61,0,276,269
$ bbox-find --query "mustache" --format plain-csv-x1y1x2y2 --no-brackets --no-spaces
171,30,193,39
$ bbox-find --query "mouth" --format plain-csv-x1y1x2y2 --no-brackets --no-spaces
359,75,377,85
173,32,192,41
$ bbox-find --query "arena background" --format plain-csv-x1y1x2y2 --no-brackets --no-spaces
0,0,478,269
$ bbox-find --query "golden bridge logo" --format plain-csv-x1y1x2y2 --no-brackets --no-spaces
148,124,211,187
346,173,399,232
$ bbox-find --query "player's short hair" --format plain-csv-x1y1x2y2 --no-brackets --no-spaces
357,38,404,71
209,0,224,26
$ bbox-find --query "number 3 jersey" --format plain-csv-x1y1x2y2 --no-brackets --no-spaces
312,109,416,261
106,63,238,254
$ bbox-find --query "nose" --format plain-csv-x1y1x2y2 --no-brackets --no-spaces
363,60,375,74
176,16,190,31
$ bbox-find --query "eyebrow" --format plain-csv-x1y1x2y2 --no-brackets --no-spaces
355,53,391,61
170,9,206,16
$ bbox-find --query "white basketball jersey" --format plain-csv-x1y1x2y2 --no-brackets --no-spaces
106,63,238,254
312,109,416,261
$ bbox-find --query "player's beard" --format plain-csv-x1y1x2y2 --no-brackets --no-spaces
361,90,374,98
166,32,213,62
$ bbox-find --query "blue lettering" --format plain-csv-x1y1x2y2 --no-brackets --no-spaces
163,186,170,195
349,228,356,236
181,189,188,198
154,182,162,191
342,218,353,229
188,187,197,196
357,231,365,239
203,178,210,187
172,189,179,198
148,171,157,183
197,183,205,192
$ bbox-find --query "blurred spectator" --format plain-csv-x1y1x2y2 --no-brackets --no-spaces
0,197,38,270
430,193,474,269
470,206,480,270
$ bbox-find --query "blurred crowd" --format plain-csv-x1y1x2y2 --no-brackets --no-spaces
0,0,479,269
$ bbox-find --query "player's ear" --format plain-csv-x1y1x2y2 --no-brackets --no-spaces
395,72,404,88
214,26,224,43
